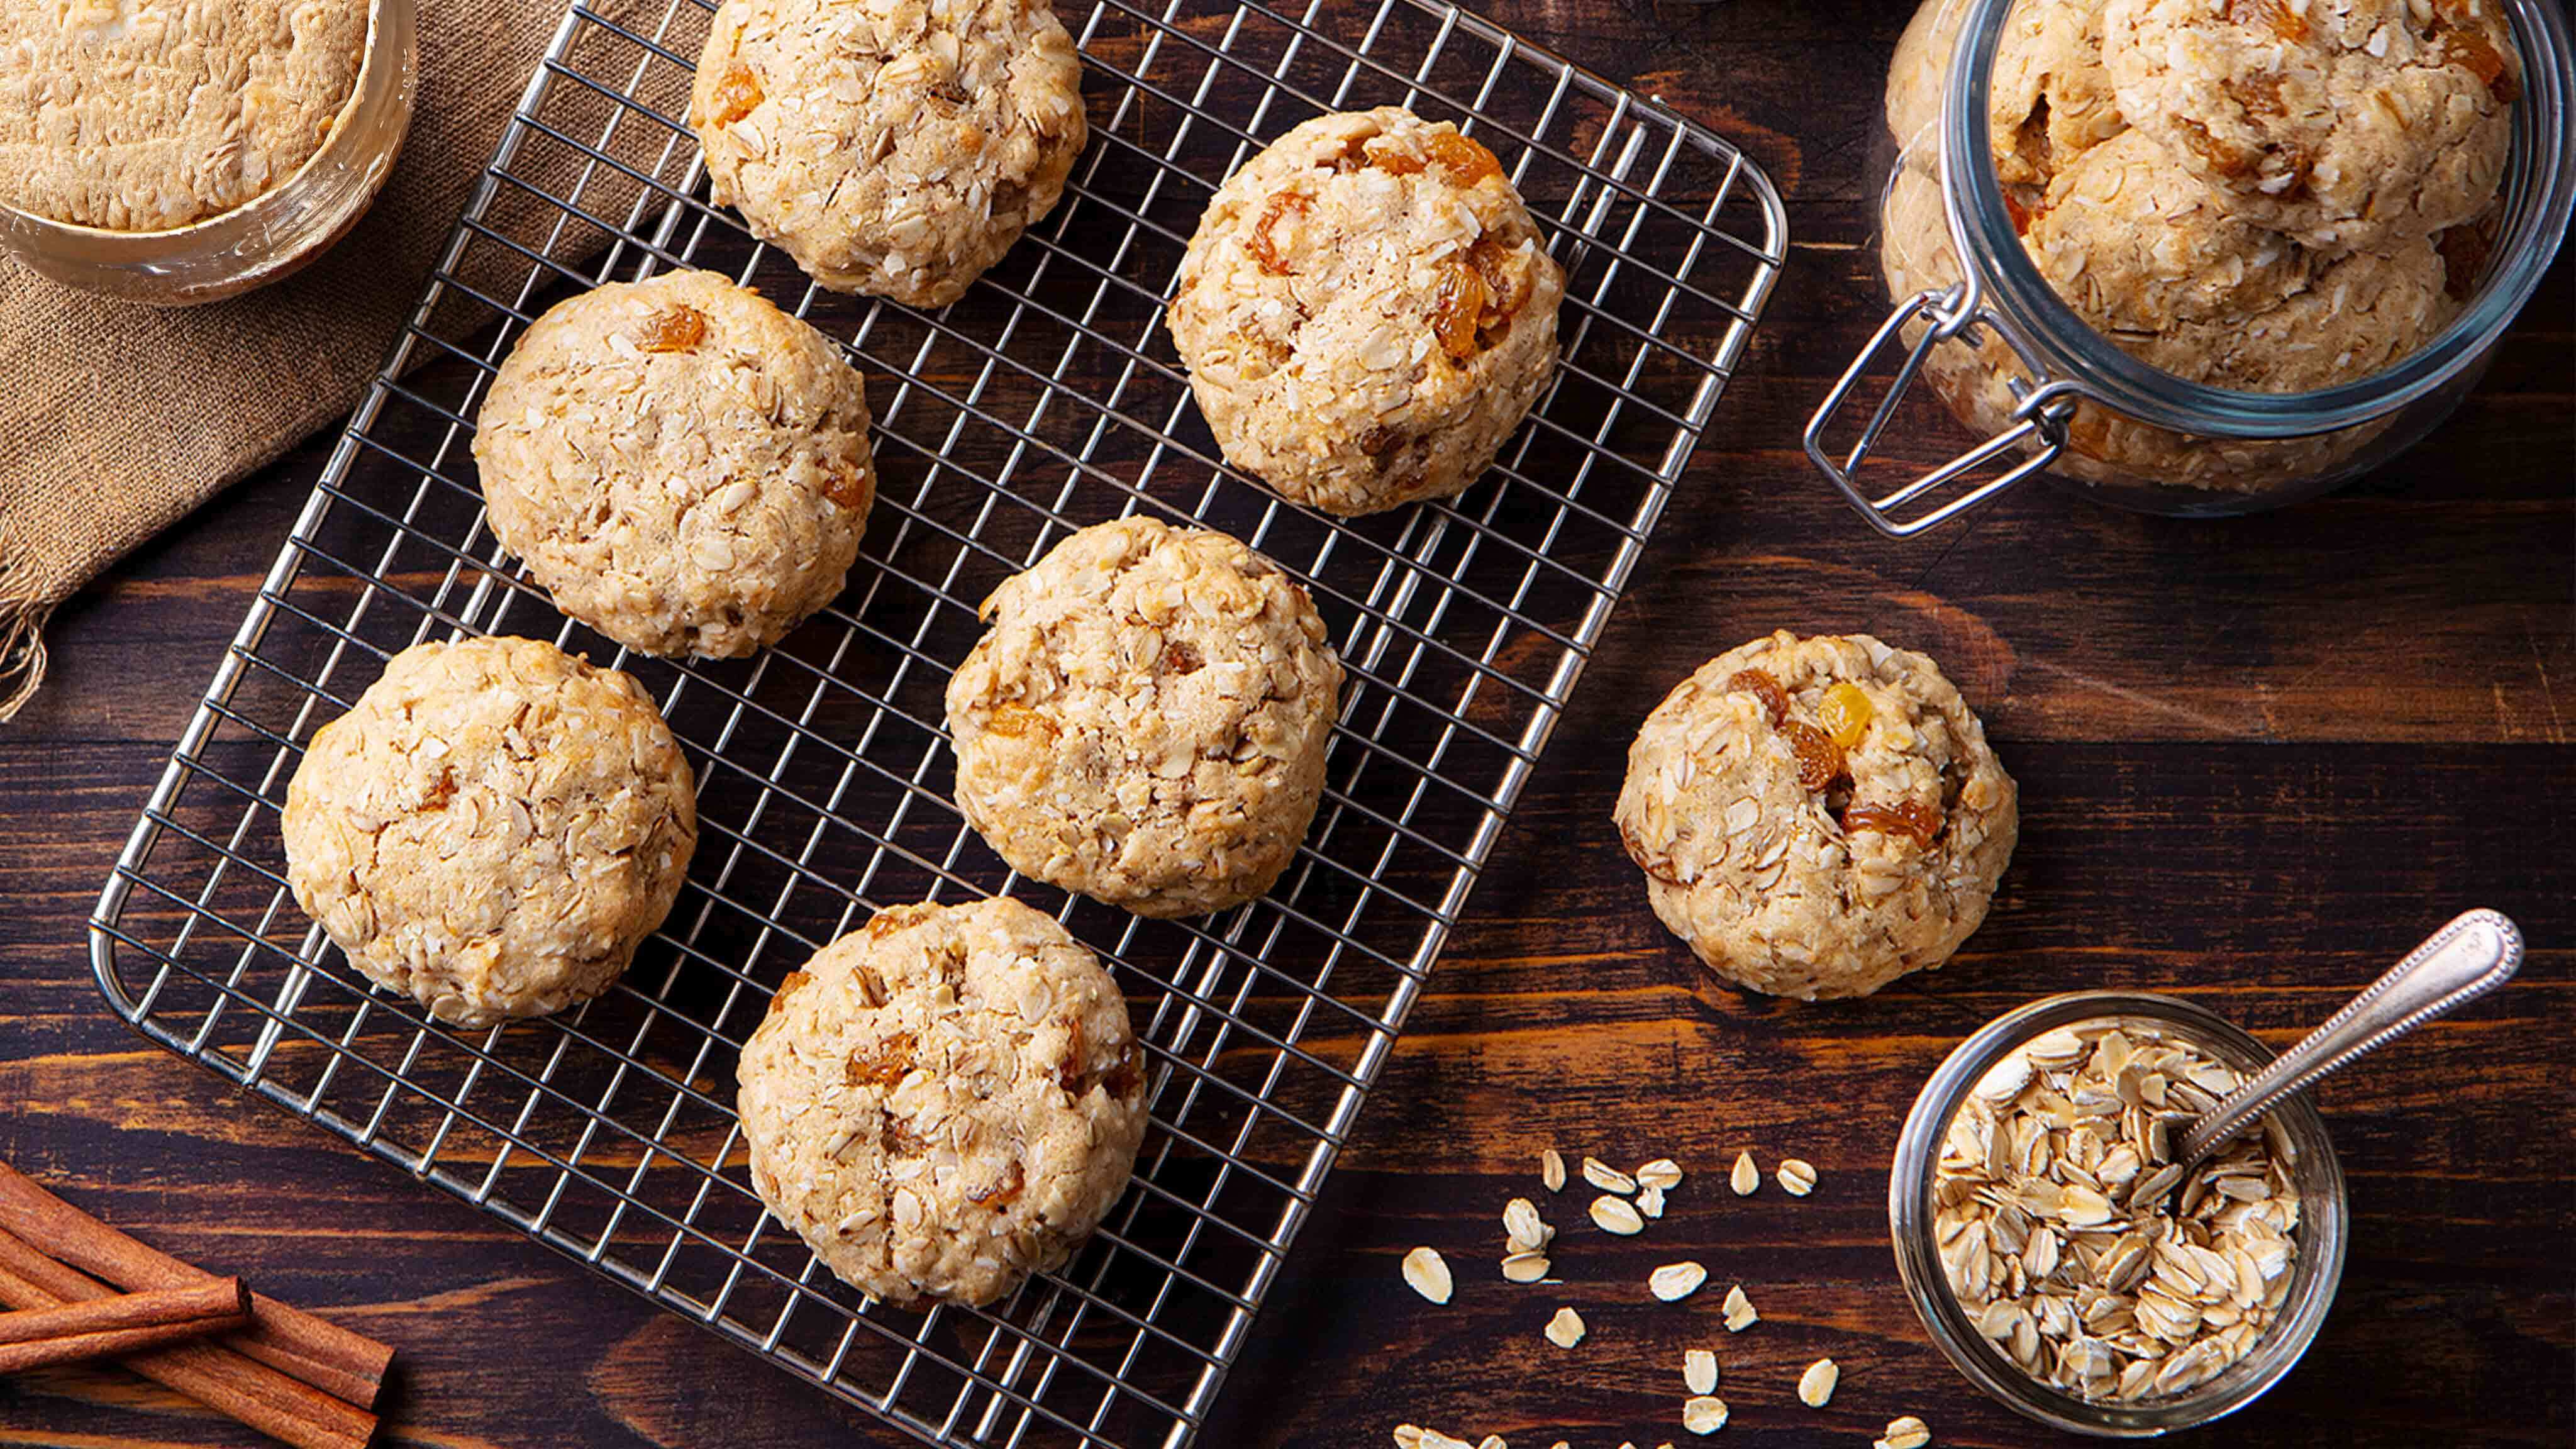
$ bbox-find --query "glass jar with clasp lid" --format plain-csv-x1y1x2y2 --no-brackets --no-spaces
1806,0,2575,536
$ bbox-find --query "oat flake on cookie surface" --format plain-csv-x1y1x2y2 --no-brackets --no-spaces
1166,106,1565,516
945,516,1344,919
735,897,1148,1309
282,636,699,1028
2101,0,2519,252
689,0,1087,307
1613,631,2018,1000
473,269,877,660
0,0,370,230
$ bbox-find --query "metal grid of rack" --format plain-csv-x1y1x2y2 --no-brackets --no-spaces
89,0,1783,1443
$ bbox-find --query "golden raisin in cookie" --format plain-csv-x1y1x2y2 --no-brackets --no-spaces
1613,631,2018,1001
1167,106,1565,516
690,0,1087,306
735,898,1147,1308
945,517,1344,918
473,269,876,659
282,637,698,1028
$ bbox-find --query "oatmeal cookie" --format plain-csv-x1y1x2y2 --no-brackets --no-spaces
945,517,1343,918
0,0,370,230
2023,129,2314,333
690,0,1087,307
1988,0,2129,196
736,897,1148,1308
1166,106,1565,516
1613,631,2018,1001
282,636,698,1028
2102,0,2519,250
474,269,876,659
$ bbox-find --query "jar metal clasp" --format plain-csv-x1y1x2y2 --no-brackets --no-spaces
1804,281,2087,538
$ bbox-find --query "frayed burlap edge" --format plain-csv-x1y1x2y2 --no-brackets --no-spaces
0,598,48,723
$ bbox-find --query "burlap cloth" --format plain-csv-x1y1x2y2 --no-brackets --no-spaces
0,0,589,720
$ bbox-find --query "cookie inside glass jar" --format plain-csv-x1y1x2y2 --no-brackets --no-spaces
1,0,373,232
1876,0,2516,496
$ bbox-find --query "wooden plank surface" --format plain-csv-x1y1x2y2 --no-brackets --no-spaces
3,0,2570,1445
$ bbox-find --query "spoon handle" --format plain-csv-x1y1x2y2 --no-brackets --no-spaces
2177,909,2524,1167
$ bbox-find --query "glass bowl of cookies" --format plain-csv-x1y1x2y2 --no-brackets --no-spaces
1888,991,2350,1435
0,0,417,306
1809,0,2576,533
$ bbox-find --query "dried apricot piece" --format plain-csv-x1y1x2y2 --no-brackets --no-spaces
1431,262,1485,360
823,465,870,512
845,1031,918,1088
2434,4,2518,103
2225,0,2307,42
1468,235,1534,326
1782,720,1844,792
1727,669,1791,726
985,702,1054,740
1818,682,1874,748
1249,189,1311,275
1426,130,1502,187
706,64,763,126
634,304,708,353
1363,135,1426,175
1843,798,1943,845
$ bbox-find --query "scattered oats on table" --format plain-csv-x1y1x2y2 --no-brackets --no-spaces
1402,1246,1454,1305
1682,1396,1729,1435
1545,1306,1587,1348
1541,1148,1568,1194
1797,1357,1840,1407
1649,1262,1709,1302
1504,1196,1553,1253
1729,1150,1760,1196
1876,1414,1933,1449
1721,1283,1758,1332
1638,1183,1667,1219
1591,1194,1646,1236
1636,1158,1685,1191
1776,1158,1819,1197
1501,1250,1551,1284
1683,1346,1719,1394
1584,1156,1638,1194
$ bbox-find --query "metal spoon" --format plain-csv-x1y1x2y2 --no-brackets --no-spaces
2174,908,2524,1172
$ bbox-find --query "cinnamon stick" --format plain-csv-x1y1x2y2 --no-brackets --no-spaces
0,1163,391,1408
0,1230,375,1449
0,1277,250,1374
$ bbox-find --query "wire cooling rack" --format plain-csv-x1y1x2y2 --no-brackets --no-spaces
89,0,1782,1443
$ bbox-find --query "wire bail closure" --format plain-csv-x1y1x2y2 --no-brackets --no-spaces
1804,282,2085,538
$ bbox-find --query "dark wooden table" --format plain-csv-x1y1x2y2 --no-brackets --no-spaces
4,0,2570,1445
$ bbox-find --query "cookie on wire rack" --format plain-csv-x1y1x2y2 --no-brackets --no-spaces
1167,106,1565,516
472,268,876,659
945,516,1344,919
736,897,1148,1309
281,636,699,1028
689,0,1088,307
1613,631,2018,1001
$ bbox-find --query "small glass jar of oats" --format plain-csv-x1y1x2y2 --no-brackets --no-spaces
1809,0,2575,534
1888,991,2349,1435
0,0,418,305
